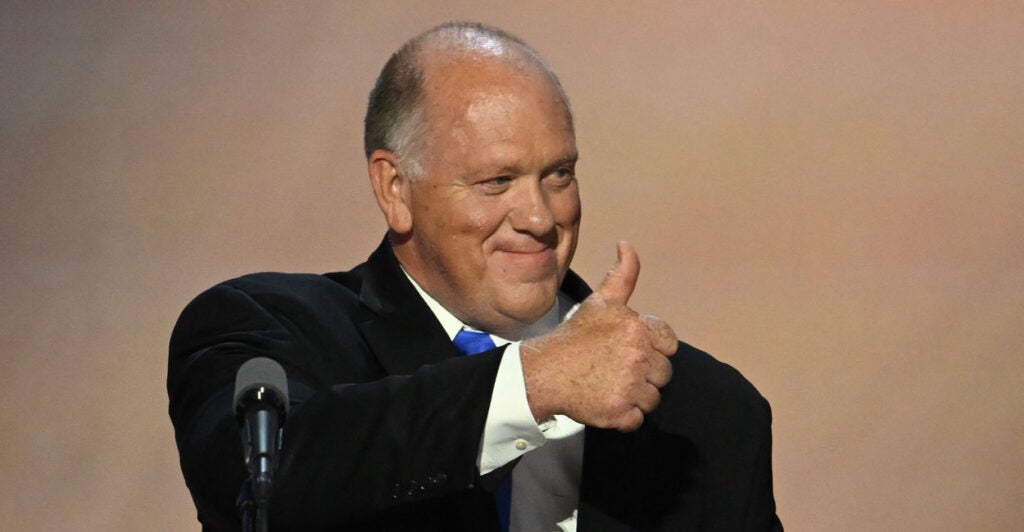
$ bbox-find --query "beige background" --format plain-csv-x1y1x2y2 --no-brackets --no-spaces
2,2,1022,530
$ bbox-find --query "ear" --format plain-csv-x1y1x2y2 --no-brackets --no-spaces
368,149,413,234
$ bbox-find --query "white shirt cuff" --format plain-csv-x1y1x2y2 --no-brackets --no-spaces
478,342,546,474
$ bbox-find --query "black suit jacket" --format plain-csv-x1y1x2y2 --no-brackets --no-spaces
168,239,782,531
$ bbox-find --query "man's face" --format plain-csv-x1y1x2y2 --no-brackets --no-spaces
394,56,581,337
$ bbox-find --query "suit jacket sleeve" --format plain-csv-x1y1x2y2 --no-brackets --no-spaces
744,398,783,531
576,342,783,531
167,271,503,530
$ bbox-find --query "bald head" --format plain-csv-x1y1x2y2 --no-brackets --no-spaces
363,22,573,179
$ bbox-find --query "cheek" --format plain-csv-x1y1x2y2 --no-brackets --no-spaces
463,210,490,233
552,189,582,226
461,201,508,239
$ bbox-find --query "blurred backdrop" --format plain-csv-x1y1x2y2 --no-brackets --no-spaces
2,2,1022,530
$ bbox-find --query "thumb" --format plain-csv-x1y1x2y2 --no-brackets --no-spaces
596,241,640,305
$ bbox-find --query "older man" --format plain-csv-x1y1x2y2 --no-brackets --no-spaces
169,22,782,531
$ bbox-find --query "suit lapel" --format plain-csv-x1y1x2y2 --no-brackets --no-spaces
560,268,593,303
354,239,460,375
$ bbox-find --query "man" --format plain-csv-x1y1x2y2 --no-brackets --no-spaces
169,22,782,531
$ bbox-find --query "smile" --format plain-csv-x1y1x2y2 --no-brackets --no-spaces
496,248,556,268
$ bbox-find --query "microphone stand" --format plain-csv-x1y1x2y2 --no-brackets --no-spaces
237,398,284,532
237,483,269,532
233,359,289,532
237,479,256,532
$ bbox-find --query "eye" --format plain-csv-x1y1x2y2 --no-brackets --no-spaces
547,166,576,187
478,175,514,194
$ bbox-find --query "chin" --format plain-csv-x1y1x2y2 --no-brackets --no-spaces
501,287,558,321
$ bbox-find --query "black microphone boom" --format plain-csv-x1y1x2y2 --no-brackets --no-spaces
234,357,289,532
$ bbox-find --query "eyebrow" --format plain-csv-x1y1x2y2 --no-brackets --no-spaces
549,154,578,167
541,153,579,174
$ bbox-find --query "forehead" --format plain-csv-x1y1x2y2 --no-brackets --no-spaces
416,52,574,162
426,51,562,106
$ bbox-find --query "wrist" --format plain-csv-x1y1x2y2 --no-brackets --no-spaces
520,340,558,422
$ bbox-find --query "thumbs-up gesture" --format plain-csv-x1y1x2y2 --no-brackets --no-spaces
521,242,678,431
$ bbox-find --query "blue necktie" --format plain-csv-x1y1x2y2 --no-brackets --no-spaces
452,329,512,532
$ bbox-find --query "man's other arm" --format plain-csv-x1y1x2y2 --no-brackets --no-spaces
167,274,500,529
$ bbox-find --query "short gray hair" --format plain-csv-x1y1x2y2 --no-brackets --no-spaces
363,21,572,179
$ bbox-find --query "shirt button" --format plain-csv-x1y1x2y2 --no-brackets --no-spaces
514,439,528,451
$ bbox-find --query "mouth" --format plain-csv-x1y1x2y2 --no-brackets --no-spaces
501,246,551,255
495,248,557,273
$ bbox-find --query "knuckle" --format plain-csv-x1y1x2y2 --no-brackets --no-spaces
646,360,671,388
624,410,644,431
640,386,661,411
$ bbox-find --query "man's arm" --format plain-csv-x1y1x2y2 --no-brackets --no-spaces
744,399,784,531
167,275,501,529
526,243,783,529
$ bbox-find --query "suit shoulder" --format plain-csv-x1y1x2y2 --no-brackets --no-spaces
661,341,772,431
170,270,364,353
221,270,359,300
191,269,365,313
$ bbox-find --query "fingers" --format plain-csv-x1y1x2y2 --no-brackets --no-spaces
596,241,640,306
617,384,662,433
644,352,673,388
617,407,645,433
634,381,662,412
641,314,679,356
640,315,675,391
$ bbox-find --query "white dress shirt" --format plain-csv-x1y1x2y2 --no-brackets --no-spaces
403,271,583,532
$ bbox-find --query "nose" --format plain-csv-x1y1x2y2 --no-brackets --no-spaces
507,178,555,237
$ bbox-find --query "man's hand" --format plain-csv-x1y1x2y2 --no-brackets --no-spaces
521,242,678,432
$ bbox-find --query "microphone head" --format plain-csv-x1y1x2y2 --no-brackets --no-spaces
233,357,290,416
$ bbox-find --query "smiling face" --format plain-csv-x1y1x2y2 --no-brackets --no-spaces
374,52,581,337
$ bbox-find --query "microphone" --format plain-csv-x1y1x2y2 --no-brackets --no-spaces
234,357,289,530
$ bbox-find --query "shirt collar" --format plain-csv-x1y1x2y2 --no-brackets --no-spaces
401,267,573,344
